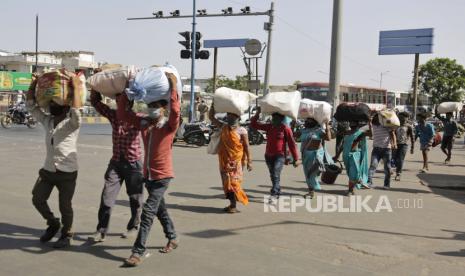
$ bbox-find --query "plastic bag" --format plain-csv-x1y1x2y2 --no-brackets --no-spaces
35,69,74,108
379,110,400,128
126,65,182,104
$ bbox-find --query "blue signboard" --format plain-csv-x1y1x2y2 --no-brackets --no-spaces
379,28,433,55
204,39,249,48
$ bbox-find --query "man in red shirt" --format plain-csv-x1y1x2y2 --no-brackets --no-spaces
251,108,300,201
89,91,144,242
118,72,180,267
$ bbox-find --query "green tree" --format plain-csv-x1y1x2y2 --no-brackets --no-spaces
205,74,249,93
416,58,465,104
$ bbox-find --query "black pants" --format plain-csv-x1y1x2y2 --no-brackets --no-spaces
96,159,144,233
132,178,176,256
32,169,78,235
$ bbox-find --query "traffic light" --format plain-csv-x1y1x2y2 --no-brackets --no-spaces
178,31,209,60
178,31,191,50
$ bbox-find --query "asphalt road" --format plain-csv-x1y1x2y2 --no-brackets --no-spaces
1,124,465,276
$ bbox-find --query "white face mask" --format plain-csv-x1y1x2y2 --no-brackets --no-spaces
147,107,163,119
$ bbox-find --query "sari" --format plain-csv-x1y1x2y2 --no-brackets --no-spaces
342,129,369,189
218,126,249,205
301,127,333,190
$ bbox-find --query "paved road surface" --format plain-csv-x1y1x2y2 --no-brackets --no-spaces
1,125,465,275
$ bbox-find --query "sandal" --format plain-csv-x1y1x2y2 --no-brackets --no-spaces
124,254,142,267
223,206,239,213
159,240,179,254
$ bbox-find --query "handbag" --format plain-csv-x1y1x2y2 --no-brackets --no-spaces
432,132,442,147
207,127,222,155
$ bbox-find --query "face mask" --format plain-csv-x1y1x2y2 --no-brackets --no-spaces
147,107,163,119
49,105,65,116
272,117,283,126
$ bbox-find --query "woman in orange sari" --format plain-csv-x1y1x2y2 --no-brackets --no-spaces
209,104,252,213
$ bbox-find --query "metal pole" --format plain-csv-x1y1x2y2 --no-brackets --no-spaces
212,47,218,93
255,57,259,108
263,1,274,95
328,0,342,113
412,53,420,120
35,14,38,73
380,72,382,88
189,0,197,122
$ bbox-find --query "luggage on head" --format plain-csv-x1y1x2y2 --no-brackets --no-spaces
87,65,135,98
334,103,370,123
379,109,400,128
298,98,332,125
260,91,301,120
35,69,86,108
125,65,182,104
213,87,258,116
437,102,461,114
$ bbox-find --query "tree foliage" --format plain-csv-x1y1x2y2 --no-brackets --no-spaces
416,58,465,104
205,75,249,93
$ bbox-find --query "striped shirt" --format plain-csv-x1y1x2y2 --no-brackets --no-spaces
372,125,392,149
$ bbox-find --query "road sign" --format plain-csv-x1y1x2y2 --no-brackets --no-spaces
203,39,249,48
247,80,260,90
379,28,433,55
245,39,262,56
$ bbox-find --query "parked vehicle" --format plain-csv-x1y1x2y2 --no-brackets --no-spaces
1,104,36,129
174,120,211,146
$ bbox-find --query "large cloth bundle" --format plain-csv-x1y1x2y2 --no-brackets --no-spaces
213,87,258,116
125,65,182,104
260,91,301,120
334,103,370,122
87,67,134,98
298,98,332,125
35,69,86,108
437,102,461,114
379,110,400,128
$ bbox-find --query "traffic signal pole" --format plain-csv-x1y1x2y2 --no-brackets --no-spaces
127,5,272,122
328,0,342,113
190,0,197,122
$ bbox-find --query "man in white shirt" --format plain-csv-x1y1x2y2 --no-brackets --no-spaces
27,77,82,249
368,113,397,189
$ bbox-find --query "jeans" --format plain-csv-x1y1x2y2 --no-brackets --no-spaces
32,169,78,235
393,144,408,174
368,147,392,187
132,178,176,256
265,155,285,196
96,159,144,233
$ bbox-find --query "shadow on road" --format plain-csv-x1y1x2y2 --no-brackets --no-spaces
185,220,465,243
418,173,465,205
436,249,465,257
0,222,161,263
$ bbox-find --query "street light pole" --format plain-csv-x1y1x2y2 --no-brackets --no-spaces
328,0,342,113
380,70,389,88
34,14,38,73
263,1,274,96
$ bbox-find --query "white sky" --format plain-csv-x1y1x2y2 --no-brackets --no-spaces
1,0,464,91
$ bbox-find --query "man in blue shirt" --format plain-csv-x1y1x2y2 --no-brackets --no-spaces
415,114,435,173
